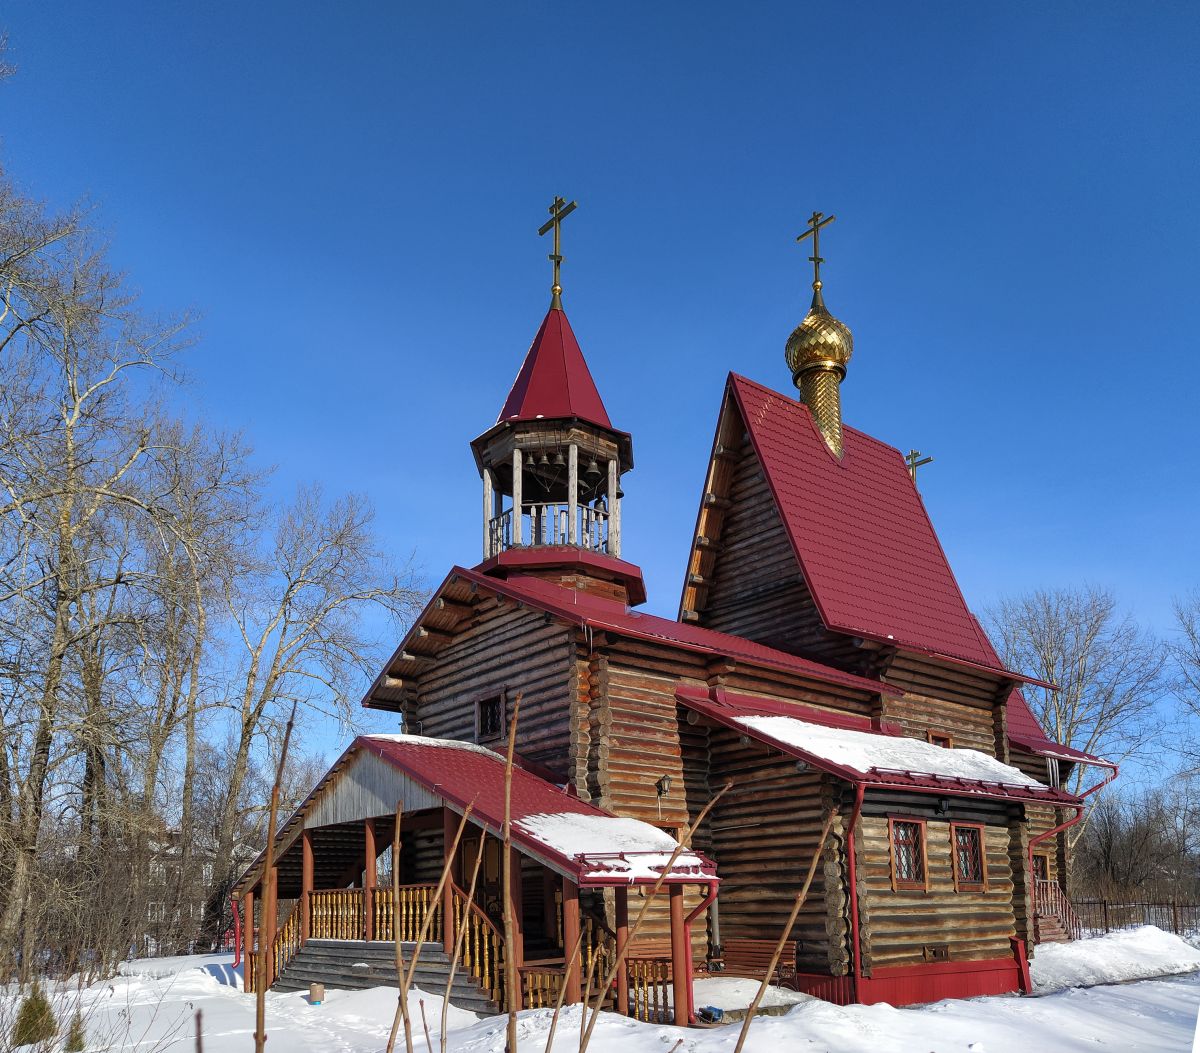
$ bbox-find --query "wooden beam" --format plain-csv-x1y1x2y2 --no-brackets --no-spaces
433,597,473,618
693,535,723,552
242,890,254,993
681,609,700,623
415,625,455,644
702,492,731,510
397,651,434,665
687,573,710,589
669,883,689,1026
363,818,377,942
562,878,582,1003
713,443,740,461
300,830,314,943
615,887,629,1016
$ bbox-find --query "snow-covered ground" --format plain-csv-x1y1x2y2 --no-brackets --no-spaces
4,930,1198,1052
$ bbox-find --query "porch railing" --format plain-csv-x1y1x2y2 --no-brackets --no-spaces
451,882,506,1009
374,885,442,943
272,902,303,980
627,956,674,1023
310,888,366,941
519,915,617,1010
1035,879,1083,941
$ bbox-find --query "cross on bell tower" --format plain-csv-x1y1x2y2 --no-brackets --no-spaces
539,195,577,310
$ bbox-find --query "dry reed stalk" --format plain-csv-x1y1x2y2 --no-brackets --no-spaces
578,939,599,1053
502,693,523,1053
542,929,585,1053
253,704,297,1053
386,800,412,1053
441,837,486,1053
732,808,839,1053
577,781,732,1052
419,998,433,1053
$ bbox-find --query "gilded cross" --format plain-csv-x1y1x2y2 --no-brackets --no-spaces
538,195,578,309
905,449,934,483
796,210,836,290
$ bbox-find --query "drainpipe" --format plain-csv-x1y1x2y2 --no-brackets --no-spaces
682,880,719,1023
231,895,242,968
844,783,867,1003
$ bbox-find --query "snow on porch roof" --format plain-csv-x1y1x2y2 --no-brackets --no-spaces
360,735,716,886
676,687,1081,807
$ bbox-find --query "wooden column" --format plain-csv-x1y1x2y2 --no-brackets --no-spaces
615,887,630,1016
363,818,377,942
567,444,578,544
300,829,314,943
512,449,523,546
508,846,525,1009
561,877,582,1003
542,870,559,946
607,458,619,556
669,883,689,1026
442,808,458,953
242,889,255,993
482,468,494,558
265,866,279,987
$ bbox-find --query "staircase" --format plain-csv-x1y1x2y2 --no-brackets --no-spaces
1034,879,1082,943
272,939,501,1014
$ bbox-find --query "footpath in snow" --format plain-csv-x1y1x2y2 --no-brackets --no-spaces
3,927,1198,1052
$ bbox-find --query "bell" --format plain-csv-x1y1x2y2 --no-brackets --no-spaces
552,451,566,468
585,458,601,479
538,452,550,467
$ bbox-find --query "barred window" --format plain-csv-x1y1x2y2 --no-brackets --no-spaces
476,693,505,742
891,820,926,890
952,824,986,891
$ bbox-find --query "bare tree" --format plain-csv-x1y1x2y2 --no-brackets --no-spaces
985,586,1167,792
204,486,422,937
1168,590,1200,773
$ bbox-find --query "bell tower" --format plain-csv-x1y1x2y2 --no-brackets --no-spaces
469,198,642,605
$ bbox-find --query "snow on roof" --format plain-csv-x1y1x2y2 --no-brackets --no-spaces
515,812,713,883
735,715,1042,788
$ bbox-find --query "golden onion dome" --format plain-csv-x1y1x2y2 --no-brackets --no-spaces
784,283,853,386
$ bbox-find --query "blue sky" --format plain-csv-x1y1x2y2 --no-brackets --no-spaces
2,3,1198,738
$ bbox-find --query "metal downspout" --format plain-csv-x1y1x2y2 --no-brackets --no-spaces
845,783,867,1003
682,880,720,1023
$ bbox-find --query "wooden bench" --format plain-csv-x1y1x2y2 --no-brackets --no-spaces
717,938,798,985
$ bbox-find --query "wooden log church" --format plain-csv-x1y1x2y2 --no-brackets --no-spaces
232,203,1116,1020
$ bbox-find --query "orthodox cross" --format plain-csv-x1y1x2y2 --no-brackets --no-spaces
538,195,577,309
796,210,836,289
905,449,934,483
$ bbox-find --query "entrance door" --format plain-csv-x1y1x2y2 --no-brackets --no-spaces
460,835,504,923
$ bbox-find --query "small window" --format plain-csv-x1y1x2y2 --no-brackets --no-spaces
952,823,987,892
475,692,506,742
889,819,927,891
927,731,953,749
147,902,165,923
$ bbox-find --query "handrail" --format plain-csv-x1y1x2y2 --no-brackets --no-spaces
374,884,440,943
626,955,673,1023
309,888,366,941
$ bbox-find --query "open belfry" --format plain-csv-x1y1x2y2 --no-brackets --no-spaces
233,199,1116,1019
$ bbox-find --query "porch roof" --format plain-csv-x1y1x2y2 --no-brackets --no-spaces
676,686,1082,807
234,734,716,896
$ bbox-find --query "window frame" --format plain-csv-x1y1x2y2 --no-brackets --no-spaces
474,689,507,743
888,817,929,892
926,730,953,749
950,821,988,893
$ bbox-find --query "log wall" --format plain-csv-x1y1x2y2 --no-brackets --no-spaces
856,793,1019,971
412,598,576,773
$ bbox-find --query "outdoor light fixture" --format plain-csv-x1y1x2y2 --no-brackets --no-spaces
655,774,673,798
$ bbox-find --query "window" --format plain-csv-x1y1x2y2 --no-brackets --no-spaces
951,823,987,892
927,731,953,749
889,819,927,891
1032,853,1050,884
147,902,165,923
149,862,167,885
475,692,506,742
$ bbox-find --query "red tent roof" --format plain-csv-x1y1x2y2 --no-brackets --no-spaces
498,307,613,429
728,374,1027,678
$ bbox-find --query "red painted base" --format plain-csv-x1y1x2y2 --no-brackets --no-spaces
793,950,1028,1008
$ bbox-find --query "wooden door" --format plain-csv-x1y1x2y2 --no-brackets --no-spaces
1032,854,1049,883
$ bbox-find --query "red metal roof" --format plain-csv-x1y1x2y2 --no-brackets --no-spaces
676,686,1082,808
728,374,1031,678
497,306,613,429
359,736,715,886
445,566,898,699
